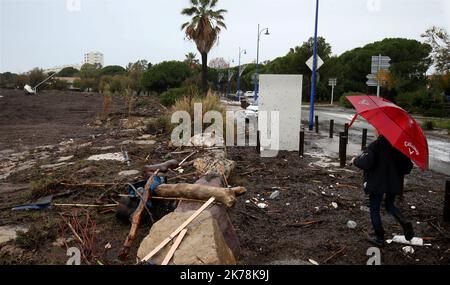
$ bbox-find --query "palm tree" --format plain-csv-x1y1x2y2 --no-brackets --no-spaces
181,0,227,95
184,52,200,69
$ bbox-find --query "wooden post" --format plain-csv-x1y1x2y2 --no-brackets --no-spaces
329,120,334,139
339,132,348,168
444,181,450,222
315,116,319,133
256,131,261,154
299,131,305,157
344,123,349,145
362,128,368,150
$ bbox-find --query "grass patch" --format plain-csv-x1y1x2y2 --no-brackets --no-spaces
30,177,63,199
15,225,57,251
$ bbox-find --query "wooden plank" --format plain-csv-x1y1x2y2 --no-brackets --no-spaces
161,229,188,265
141,197,215,262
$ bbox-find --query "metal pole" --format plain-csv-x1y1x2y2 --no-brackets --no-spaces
315,115,319,133
331,84,335,105
377,54,381,97
339,132,348,168
299,131,305,157
308,0,320,131
329,120,334,138
256,130,261,154
254,24,260,102
362,128,368,150
237,47,242,102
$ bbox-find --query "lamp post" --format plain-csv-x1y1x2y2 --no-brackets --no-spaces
254,24,270,102
237,47,247,102
308,0,320,131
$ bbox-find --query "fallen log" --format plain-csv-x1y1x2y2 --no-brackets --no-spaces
119,170,159,260
143,159,179,176
155,183,246,208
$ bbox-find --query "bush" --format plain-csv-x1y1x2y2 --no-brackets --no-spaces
159,85,199,107
339,92,365,108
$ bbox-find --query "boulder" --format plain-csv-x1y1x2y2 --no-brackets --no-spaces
137,210,236,265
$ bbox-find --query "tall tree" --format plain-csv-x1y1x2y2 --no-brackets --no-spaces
422,26,450,74
184,52,200,69
181,0,227,95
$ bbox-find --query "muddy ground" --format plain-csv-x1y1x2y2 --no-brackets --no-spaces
0,88,449,265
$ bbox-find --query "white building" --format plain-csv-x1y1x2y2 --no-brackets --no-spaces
84,52,104,67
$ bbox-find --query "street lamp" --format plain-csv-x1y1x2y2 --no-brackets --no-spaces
254,24,270,102
237,47,247,102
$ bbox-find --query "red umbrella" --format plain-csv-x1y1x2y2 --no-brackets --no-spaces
346,95,429,171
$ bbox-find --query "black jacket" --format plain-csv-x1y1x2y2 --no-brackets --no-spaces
354,136,413,194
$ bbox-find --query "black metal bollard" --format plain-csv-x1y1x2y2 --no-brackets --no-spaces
339,132,348,168
362,128,368,150
315,116,319,133
256,131,261,154
299,131,305,157
444,181,450,222
329,120,334,138
344,123,349,145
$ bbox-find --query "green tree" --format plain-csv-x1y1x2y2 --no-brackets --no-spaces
184,52,200,69
58,67,79,77
141,61,192,93
100,65,127,76
0,72,18,88
79,63,100,91
126,59,149,95
181,0,227,95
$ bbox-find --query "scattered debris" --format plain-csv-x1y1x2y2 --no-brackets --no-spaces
347,220,357,229
12,195,53,211
388,235,428,246
331,202,338,209
308,259,319,265
257,203,268,209
360,206,371,213
87,152,125,162
57,155,74,163
402,246,415,254
104,243,112,249
118,170,140,177
269,191,280,200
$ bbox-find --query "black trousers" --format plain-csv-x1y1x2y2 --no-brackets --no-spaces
369,192,409,238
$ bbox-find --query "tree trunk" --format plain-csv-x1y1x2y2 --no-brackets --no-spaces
201,52,208,95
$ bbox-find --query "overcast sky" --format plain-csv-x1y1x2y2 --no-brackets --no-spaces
1,0,449,73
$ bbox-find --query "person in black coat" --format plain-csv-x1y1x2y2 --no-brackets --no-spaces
352,135,414,246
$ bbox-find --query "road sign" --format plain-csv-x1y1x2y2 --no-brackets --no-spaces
367,55,391,96
306,55,324,71
328,78,337,86
366,74,378,87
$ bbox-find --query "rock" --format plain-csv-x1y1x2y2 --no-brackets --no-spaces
137,210,236,265
87,152,125,162
57,155,74,162
402,246,415,254
0,225,28,245
269,190,280,200
331,202,338,209
118,170,140,177
257,203,268,209
360,206,370,213
174,201,240,259
347,220,357,229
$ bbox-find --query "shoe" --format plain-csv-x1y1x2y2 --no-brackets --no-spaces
402,222,414,241
367,235,385,247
